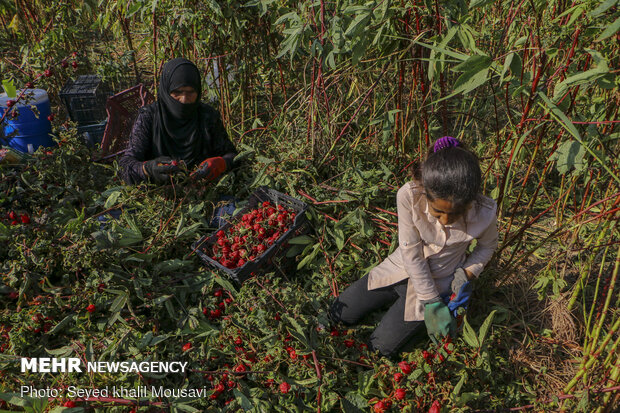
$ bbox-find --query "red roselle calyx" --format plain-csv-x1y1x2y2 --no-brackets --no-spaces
209,202,295,269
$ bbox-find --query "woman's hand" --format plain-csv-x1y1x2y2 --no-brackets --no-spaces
191,156,227,181
143,156,180,184
423,301,456,344
451,268,470,295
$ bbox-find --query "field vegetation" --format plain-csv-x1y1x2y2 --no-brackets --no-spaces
0,0,618,411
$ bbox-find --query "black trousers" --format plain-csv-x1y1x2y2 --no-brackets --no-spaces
329,274,425,358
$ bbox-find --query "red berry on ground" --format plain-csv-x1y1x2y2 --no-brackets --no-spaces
182,342,192,352
373,401,386,413
44,69,53,77
86,304,96,313
428,400,441,413
395,388,406,400
63,401,76,407
398,361,412,374
61,60,68,68
20,214,30,224
6,100,15,108
279,381,291,394
72,61,78,69
344,339,355,348
8,292,18,299
47,113,55,121
8,211,16,220
393,372,403,382
216,230,225,238
26,82,34,88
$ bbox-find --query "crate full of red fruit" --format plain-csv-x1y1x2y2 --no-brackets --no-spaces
192,186,309,284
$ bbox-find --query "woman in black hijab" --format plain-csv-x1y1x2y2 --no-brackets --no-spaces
120,58,237,184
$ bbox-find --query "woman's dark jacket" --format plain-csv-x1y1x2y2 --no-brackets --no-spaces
119,102,237,184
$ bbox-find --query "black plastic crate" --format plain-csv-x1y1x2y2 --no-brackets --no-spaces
60,75,112,126
192,186,310,285
77,121,107,147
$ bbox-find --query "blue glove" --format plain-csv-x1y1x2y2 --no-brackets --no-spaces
442,281,472,318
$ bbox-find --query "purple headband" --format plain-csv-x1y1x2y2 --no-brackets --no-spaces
433,136,461,153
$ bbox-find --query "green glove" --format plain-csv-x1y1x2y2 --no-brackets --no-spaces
423,301,457,344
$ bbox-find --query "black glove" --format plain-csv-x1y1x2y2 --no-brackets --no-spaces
142,156,180,184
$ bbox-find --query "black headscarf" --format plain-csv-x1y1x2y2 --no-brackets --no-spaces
152,58,207,166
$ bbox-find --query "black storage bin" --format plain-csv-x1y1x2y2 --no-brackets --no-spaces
60,75,112,125
77,121,107,147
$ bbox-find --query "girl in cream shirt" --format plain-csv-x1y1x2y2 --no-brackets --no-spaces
329,137,498,357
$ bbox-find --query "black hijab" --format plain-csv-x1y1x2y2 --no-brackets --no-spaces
152,58,207,167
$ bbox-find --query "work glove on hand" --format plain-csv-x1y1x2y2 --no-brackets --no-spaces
446,268,473,318
190,156,227,181
423,300,457,344
142,156,180,184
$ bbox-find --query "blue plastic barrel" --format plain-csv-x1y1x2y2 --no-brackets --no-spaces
0,89,54,153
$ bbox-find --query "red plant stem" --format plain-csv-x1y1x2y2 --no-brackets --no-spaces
297,189,318,203
521,119,620,125
191,369,273,375
378,239,391,246
503,122,550,236
517,51,546,131
373,206,397,217
313,199,350,205
254,279,287,310
312,350,322,413
277,61,287,103
324,63,390,164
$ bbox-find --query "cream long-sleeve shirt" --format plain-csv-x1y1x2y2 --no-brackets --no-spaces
367,181,498,321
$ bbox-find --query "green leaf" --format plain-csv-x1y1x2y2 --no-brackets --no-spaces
538,92,620,184
461,315,479,348
47,314,76,335
0,393,34,407
288,235,314,245
590,0,617,18
341,393,367,412
553,49,609,100
233,388,253,410
596,15,620,41
297,243,320,270
477,309,496,346
469,0,494,9
452,55,492,94
334,227,345,250
453,54,491,73
345,11,371,36
213,275,237,295
109,293,128,313
45,345,74,357
1,79,16,98
550,140,586,174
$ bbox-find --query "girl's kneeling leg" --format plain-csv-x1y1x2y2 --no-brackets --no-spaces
369,296,424,358
329,274,398,326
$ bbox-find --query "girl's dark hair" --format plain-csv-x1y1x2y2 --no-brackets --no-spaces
415,145,482,209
